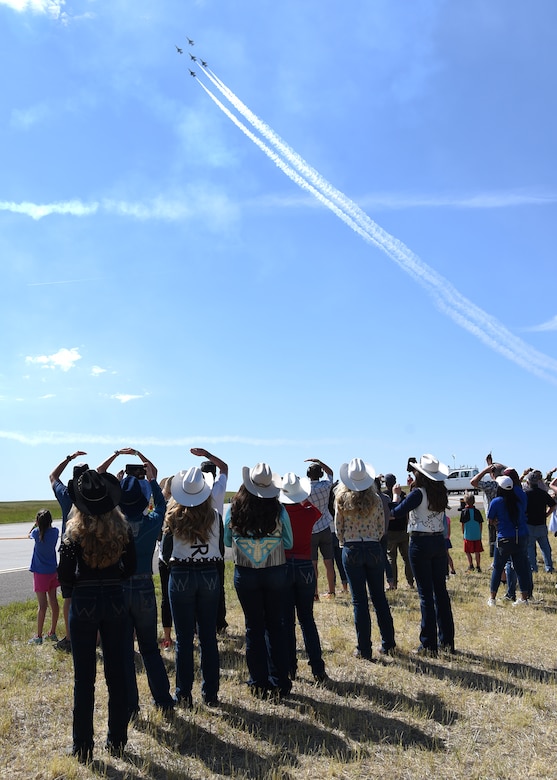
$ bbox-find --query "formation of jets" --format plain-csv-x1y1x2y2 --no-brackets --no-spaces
175,37,208,73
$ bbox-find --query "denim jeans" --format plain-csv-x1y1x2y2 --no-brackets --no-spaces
342,541,395,658
169,564,220,703
285,559,325,678
527,524,554,572
69,581,129,755
234,564,291,694
122,575,173,713
331,532,347,585
490,535,532,596
408,534,455,652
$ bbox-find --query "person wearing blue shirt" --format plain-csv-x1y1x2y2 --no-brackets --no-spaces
487,475,531,606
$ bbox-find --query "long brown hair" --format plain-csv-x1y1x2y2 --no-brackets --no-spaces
35,509,53,542
65,508,129,569
414,471,448,513
229,485,281,538
164,496,215,544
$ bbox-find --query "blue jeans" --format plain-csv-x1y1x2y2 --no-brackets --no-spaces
69,581,129,754
169,564,220,703
285,559,325,678
490,535,532,596
122,575,173,713
234,564,291,694
527,525,554,572
342,541,395,658
331,532,347,586
409,534,454,652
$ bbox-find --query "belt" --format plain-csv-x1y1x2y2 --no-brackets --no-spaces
410,531,444,537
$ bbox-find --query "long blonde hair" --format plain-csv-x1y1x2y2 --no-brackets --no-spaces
335,483,382,516
65,508,129,569
164,496,215,544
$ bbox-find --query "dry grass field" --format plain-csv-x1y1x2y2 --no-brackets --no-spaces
2,541,557,780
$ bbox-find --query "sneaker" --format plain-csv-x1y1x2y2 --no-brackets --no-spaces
45,632,58,642
512,598,529,607
467,565,475,572
487,598,496,607
503,593,515,602
476,567,482,573
321,591,336,599
28,635,43,645
55,636,72,653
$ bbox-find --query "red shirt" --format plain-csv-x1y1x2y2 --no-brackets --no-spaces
284,502,322,559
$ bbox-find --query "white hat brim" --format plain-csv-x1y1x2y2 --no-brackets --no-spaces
413,460,449,482
279,476,311,505
339,462,376,492
170,472,212,507
242,466,282,499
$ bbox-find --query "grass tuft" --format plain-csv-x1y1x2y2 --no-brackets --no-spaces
2,543,557,778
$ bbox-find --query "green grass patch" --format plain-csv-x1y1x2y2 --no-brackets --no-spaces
2,541,557,778
0,500,60,525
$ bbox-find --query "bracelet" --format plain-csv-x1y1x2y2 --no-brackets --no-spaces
66,455,72,461
114,450,119,456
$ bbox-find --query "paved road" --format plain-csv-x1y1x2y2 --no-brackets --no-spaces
0,496,480,606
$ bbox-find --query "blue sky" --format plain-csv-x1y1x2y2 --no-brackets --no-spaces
2,0,556,500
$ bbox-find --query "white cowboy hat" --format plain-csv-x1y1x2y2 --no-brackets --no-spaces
171,467,212,507
242,463,282,499
339,458,376,492
412,454,449,482
279,472,311,504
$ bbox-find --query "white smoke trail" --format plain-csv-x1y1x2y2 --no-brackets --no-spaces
199,69,557,383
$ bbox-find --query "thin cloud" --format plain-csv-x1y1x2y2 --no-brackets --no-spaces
0,0,66,20
198,71,557,386
0,430,344,448
25,347,81,372
39,394,55,399
27,278,102,287
110,394,144,404
0,200,99,219
91,366,107,376
252,190,557,211
0,195,237,226
524,315,557,333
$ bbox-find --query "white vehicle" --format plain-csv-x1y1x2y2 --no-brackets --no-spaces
445,467,485,493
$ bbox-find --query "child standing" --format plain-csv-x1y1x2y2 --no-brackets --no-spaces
460,494,484,572
28,509,60,644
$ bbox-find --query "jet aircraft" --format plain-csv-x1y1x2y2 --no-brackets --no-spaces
200,59,207,67
175,45,183,54
189,53,197,61
188,69,196,77
186,37,194,45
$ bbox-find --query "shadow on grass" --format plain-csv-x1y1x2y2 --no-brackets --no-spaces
309,676,458,726
133,709,299,779
284,688,446,750
395,651,528,696
455,650,557,684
